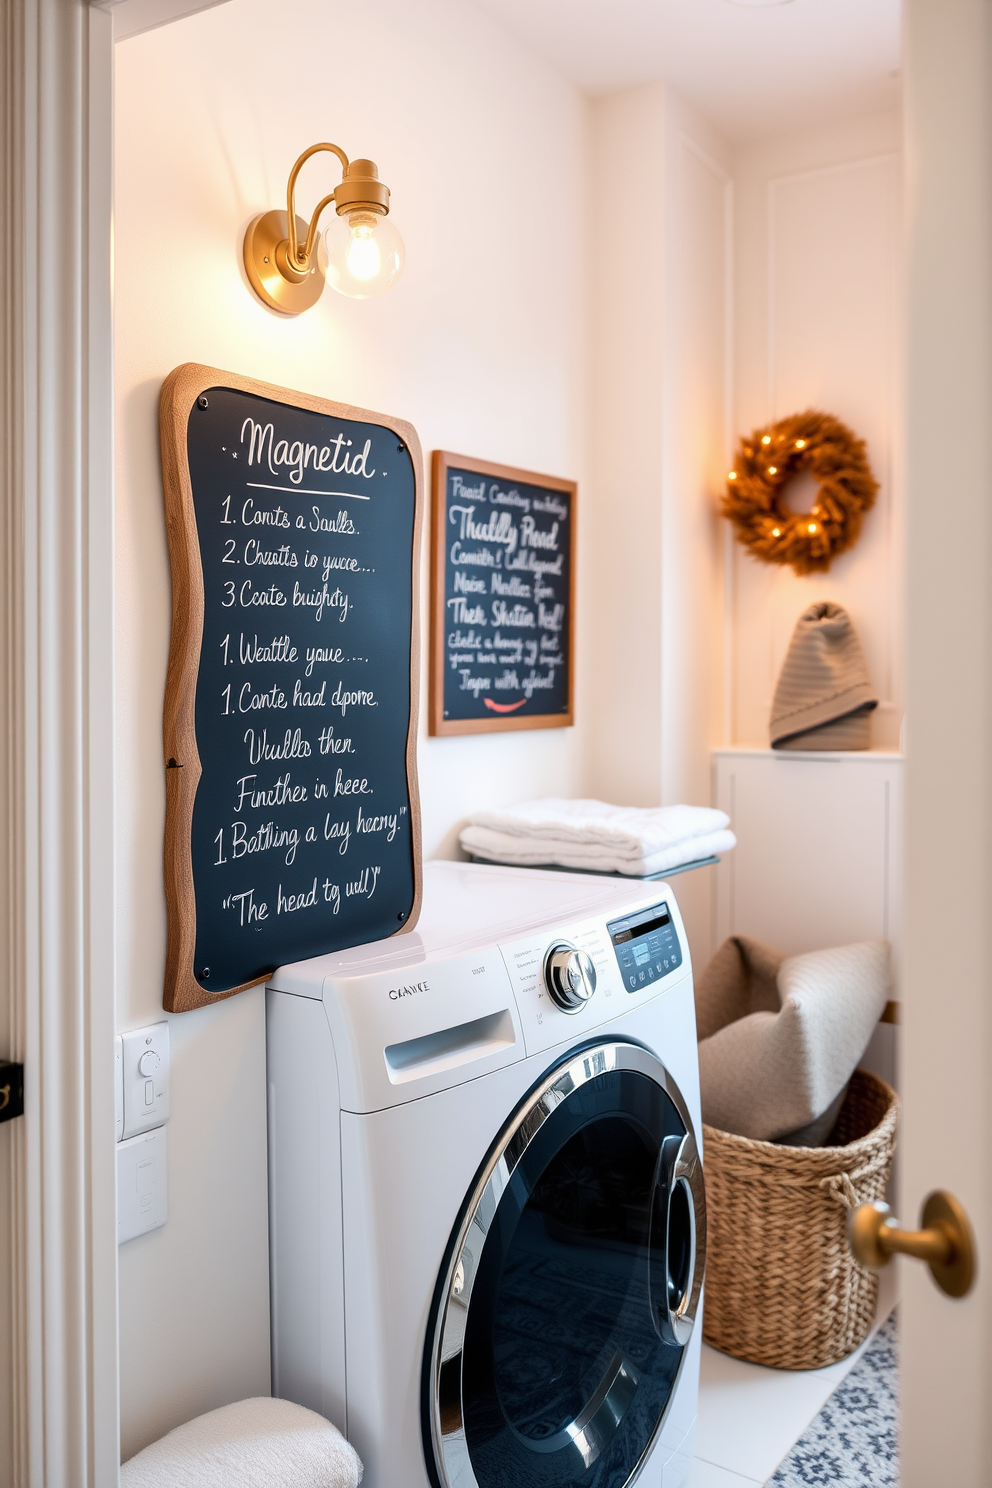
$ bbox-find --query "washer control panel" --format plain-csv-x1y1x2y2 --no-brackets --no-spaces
500,892,690,1058
607,901,682,992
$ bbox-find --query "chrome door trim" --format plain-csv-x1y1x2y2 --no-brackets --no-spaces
650,1131,705,1347
425,1039,707,1488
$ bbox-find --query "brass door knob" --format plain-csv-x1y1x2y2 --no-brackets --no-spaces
848,1190,976,1298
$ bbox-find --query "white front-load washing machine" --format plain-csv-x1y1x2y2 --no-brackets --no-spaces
266,860,706,1488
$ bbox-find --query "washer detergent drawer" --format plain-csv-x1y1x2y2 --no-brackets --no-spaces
322,948,525,1112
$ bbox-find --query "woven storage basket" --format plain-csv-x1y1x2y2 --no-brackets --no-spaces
702,1069,899,1370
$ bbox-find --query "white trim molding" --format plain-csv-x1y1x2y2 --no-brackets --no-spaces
0,1,118,1483
97,0,231,43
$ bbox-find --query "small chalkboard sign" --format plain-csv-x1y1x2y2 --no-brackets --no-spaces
429,452,576,735
159,365,423,1013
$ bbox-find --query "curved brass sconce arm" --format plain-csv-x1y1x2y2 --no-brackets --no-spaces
284,142,350,272
244,139,397,317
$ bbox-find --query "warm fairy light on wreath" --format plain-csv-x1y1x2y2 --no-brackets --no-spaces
721,409,878,576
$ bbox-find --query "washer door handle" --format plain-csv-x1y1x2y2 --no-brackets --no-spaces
651,1132,706,1346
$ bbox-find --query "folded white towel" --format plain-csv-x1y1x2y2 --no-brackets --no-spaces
465,798,731,858
461,821,736,877
120,1397,362,1488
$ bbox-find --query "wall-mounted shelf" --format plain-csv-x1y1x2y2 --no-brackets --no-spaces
466,854,720,882
713,746,904,764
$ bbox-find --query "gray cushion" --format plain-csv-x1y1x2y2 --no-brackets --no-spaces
697,937,890,1145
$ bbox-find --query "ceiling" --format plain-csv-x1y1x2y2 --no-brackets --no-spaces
469,0,901,143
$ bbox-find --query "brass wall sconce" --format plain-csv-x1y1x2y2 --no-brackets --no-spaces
244,142,404,317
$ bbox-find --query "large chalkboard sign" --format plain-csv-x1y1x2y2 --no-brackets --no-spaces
429,451,576,735
160,365,423,1012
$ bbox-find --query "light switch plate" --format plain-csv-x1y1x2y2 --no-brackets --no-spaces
121,1021,170,1139
117,1126,168,1243
114,1035,123,1142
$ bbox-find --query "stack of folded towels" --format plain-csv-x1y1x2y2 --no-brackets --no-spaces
459,798,736,878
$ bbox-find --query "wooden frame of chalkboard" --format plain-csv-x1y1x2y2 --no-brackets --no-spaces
429,451,576,736
160,364,424,1013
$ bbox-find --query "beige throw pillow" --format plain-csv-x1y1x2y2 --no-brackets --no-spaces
697,937,890,1145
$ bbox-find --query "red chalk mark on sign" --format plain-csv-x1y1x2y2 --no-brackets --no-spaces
483,697,527,714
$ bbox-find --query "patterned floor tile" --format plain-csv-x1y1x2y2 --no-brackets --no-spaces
768,1313,898,1487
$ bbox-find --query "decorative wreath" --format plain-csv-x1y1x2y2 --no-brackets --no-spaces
722,409,878,576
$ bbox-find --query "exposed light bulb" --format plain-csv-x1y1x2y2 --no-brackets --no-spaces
768,466,777,475
772,527,781,537
346,221,382,281
323,210,405,300
808,522,818,534
728,471,737,480
761,435,772,445
795,439,806,449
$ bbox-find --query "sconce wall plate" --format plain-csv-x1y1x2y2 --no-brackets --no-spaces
244,210,324,317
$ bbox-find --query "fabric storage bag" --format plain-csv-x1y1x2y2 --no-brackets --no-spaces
702,1069,899,1369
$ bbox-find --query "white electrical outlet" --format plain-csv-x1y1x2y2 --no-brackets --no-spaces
121,1021,170,1139
117,1126,168,1243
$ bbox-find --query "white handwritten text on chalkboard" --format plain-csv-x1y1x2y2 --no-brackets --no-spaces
432,458,574,732
160,373,421,1010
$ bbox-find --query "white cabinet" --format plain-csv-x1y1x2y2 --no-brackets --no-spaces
714,748,903,957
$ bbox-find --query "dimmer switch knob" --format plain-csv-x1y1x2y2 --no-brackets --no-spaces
544,944,598,1012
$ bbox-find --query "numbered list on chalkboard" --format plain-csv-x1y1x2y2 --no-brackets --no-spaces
185,389,417,991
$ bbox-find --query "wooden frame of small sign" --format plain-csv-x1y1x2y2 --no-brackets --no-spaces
430,451,576,736
160,363,424,1013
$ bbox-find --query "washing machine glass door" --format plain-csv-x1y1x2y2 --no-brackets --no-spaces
425,1040,706,1488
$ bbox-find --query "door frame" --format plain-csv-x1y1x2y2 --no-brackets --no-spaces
901,1,992,1482
0,3,221,1483
1,2,116,1483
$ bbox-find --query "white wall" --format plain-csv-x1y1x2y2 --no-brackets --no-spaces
583,84,666,808
730,110,903,748
114,0,588,1457
584,82,733,965
583,99,903,972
